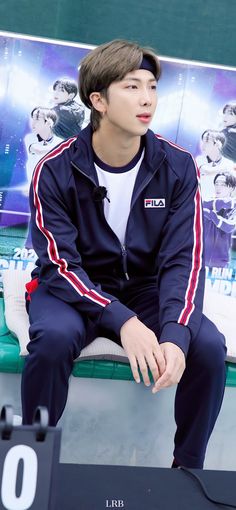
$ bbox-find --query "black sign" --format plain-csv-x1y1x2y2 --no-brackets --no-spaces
56,463,236,510
0,405,61,510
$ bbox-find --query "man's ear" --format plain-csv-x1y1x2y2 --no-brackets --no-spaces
45,117,54,128
68,92,76,101
89,92,106,114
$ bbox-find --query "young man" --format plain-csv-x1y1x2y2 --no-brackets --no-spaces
203,171,236,267
52,78,85,138
196,129,234,199
22,40,226,469
24,107,62,183
221,102,236,162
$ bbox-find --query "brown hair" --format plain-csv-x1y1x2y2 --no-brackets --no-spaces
79,39,161,131
31,107,58,127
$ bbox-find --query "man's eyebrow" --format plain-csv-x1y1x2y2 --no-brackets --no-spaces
123,76,156,83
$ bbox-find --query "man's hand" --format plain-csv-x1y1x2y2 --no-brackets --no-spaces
152,342,186,394
120,316,166,387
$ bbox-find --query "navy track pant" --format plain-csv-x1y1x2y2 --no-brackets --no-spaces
21,282,226,468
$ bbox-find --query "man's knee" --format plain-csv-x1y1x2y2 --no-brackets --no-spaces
189,315,226,371
28,322,85,364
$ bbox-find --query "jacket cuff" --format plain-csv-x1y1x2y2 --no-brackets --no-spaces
99,300,136,337
159,322,191,356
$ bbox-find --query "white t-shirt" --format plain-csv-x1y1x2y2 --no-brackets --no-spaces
94,148,144,245
24,132,63,183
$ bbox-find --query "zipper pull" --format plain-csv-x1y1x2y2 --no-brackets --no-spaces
121,245,129,281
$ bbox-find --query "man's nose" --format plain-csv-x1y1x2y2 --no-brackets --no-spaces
140,88,152,105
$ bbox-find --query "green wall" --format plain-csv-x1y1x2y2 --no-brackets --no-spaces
0,0,235,67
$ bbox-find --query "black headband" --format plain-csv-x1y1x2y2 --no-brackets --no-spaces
90,55,157,98
139,56,156,77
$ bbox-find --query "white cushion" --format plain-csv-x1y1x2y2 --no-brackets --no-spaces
1,267,236,362
2,266,33,356
75,338,128,363
1,266,128,362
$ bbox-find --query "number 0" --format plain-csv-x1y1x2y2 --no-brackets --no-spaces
1,445,38,510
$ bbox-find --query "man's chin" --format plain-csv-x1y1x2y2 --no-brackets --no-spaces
134,125,151,136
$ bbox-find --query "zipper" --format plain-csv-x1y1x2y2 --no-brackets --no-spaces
121,245,129,280
71,160,130,280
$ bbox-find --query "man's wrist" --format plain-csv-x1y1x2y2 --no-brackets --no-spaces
160,322,191,357
120,315,138,334
100,300,136,337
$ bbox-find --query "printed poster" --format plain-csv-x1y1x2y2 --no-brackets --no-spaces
0,31,236,344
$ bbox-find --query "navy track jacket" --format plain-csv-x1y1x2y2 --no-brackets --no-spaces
30,124,205,355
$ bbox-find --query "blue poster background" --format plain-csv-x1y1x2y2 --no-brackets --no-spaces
0,32,236,304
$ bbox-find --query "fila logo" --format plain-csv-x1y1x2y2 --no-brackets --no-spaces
144,198,165,208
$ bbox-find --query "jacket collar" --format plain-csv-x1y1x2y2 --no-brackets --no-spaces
71,123,166,179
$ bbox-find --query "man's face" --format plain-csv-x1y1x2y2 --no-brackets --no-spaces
223,107,236,127
201,132,216,154
200,132,223,161
214,176,232,198
30,111,47,135
99,69,157,137
30,110,52,139
53,84,71,105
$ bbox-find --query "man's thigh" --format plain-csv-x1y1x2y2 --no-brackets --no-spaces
27,282,88,349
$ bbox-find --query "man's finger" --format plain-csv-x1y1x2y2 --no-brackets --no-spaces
128,354,141,383
145,354,160,383
153,348,166,375
138,357,151,386
152,368,173,393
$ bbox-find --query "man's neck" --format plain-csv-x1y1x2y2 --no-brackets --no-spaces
206,149,222,163
39,128,53,142
92,124,141,167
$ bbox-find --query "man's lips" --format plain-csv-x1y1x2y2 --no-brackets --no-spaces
137,113,151,123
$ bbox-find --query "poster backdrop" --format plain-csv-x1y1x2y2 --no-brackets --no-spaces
0,31,236,307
